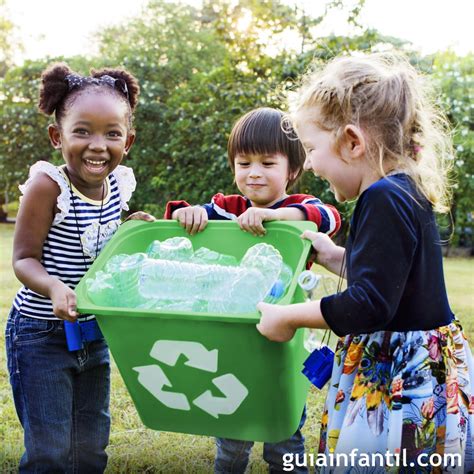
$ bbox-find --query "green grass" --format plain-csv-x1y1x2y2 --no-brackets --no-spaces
0,224,472,472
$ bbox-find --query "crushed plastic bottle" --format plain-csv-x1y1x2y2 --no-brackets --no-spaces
87,239,292,314
139,259,272,313
146,237,193,261
85,271,115,307
190,247,238,266
87,253,147,308
297,270,337,352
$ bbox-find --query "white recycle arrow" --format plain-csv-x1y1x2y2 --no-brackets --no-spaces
150,340,218,372
193,373,249,419
133,364,190,411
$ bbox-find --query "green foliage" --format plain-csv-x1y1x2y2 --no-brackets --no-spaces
0,61,52,199
432,52,474,247
0,0,471,246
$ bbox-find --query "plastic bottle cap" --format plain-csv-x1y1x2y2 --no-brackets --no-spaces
297,270,321,292
269,280,285,298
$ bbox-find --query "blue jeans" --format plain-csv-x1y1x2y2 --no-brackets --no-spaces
215,407,307,473
5,307,111,473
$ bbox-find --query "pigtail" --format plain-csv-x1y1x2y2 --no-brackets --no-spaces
91,67,140,111
38,62,75,116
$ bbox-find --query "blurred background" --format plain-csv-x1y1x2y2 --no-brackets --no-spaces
0,0,472,252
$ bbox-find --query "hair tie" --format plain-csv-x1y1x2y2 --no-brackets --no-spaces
64,74,129,100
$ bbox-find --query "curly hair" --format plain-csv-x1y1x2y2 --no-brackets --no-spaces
38,62,140,129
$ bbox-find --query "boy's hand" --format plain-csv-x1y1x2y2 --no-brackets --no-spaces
172,206,208,235
256,302,296,342
49,280,78,322
237,208,277,236
126,211,156,222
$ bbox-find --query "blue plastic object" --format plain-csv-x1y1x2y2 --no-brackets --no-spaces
302,345,334,389
64,319,104,351
270,279,285,297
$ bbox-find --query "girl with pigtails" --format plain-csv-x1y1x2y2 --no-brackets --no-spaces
257,53,473,472
6,62,153,472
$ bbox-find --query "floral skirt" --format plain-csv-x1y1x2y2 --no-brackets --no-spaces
318,321,474,473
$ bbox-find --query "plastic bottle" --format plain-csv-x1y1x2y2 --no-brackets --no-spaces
264,263,293,303
297,270,337,352
146,237,193,261
86,271,115,306
103,254,129,274
87,253,147,307
191,247,238,266
138,259,272,313
297,270,337,301
87,242,286,314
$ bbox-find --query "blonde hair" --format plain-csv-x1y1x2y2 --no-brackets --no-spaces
291,53,454,213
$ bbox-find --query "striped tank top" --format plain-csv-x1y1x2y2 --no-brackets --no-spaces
13,161,136,320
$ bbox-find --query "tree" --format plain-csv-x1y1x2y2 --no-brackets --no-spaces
2,0,471,246
433,51,474,249
0,0,22,77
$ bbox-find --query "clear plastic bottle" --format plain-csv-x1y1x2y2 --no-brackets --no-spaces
146,237,193,261
103,254,129,274
298,270,337,301
298,270,337,351
191,247,238,266
138,258,277,314
111,253,147,307
264,263,293,303
86,254,146,307
88,242,286,314
86,271,115,306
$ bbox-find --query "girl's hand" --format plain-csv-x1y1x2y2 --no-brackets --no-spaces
237,208,277,236
301,230,340,271
126,211,156,222
49,280,78,322
256,302,296,342
172,206,208,235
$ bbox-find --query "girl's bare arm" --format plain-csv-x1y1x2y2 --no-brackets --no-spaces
13,174,78,320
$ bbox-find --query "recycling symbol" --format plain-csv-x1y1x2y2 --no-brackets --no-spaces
133,340,249,418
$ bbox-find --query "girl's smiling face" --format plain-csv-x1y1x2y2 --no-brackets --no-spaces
49,91,134,198
295,108,374,202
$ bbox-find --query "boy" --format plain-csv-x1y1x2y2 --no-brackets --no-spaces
165,107,340,473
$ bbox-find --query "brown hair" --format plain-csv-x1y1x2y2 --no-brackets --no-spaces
38,62,140,129
291,53,454,212
227,107,305,189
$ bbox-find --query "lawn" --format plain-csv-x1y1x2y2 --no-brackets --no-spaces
0,223,472,472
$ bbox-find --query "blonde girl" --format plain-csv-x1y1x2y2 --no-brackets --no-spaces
257,53,473,472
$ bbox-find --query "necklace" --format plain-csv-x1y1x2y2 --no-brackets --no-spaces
64,168,106,268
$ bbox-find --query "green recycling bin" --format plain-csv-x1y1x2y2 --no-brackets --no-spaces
75,220,316,442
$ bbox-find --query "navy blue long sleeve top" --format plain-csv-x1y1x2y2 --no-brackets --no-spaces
321,173,454,337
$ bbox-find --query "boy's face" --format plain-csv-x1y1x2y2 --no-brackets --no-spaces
234,152,291,208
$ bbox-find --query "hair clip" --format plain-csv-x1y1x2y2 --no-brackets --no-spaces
64,74,129,101
65,73,86,90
